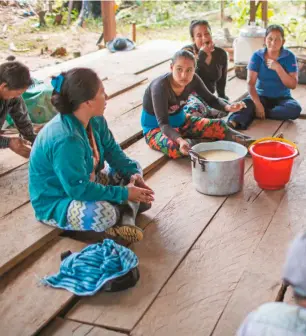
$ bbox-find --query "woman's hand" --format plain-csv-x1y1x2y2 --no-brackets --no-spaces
200,41,215,54
266,59,281,71
130,174,154,193
225,101,247,113
127,180,155,204
255,102,265,119
200,41,214,65
266,59,297,89
9,138,32,158
177,137,191,156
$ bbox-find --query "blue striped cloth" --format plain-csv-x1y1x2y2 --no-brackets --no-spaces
42,239,138,296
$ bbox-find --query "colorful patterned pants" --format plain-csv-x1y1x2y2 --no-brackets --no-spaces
183,93,228,119
145,114,228,159
43,163,141,232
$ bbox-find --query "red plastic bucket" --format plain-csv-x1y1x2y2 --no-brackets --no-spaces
249,137,299,190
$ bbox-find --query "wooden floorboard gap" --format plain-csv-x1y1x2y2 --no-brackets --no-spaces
118,103,143,117
0,163,25,178
0,199,30,221
60,318,131,335
120,132,144,151
134,59,171,75
39,317,126,336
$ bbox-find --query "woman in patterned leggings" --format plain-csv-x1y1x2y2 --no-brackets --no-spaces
29,68,154,242
141,50,254,159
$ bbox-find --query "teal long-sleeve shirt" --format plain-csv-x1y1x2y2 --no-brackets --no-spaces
29,113,140,227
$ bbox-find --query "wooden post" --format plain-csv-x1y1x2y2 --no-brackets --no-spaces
261,0,268,28
250,0,256,23
101,0,116,43
220,0,224,28
132,22,136,42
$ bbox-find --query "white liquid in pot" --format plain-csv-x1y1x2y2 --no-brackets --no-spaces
198,150,241,161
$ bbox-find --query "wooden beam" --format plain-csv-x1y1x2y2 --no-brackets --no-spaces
250,0,256,22
101,0,116,43
261,0,268,28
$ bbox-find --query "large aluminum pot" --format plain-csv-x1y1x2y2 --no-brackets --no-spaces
189,141,248,196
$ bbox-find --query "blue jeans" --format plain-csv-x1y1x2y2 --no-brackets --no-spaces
228,95,302,130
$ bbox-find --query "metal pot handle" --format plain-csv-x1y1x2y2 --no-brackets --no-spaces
189,150,198,168
189,150,207,171
189,150,200,158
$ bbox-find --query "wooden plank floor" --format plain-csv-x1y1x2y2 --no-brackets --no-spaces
32,40,186,81
65,88,305,334
0,238,86,336
1,38,306,336
65,120,283,332
131,138,285,336
0,203,60,276
0,148,27,176
212,117,306,335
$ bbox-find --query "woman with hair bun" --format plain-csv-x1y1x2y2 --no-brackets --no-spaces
29,67,154,242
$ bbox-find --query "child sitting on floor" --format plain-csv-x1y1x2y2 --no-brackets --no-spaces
237,232,306,335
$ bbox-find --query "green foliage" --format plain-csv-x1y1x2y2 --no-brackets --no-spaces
229,0,274,27
53,0,65,10
269,13,306,46
43,4,79,26
115,0,216,26
294,19,306,46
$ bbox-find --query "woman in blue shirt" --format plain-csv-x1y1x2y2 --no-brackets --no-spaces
29,68,154,243
228,25,301,130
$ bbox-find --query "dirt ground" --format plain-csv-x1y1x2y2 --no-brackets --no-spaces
0,3,195,72
0,4,107,71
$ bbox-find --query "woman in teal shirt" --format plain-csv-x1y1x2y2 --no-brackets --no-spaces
29,68,154,243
